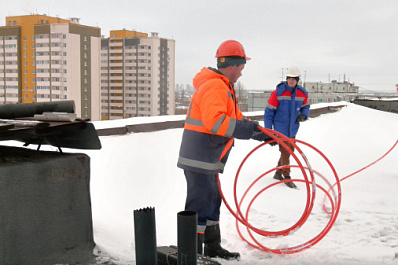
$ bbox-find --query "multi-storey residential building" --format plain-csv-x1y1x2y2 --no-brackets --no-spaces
0,15,101,120
100,30,175,119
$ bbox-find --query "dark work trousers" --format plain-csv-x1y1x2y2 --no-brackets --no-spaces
184,170,222,232
276,137,295,177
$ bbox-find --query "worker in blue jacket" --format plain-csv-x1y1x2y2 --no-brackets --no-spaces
264,66,310,188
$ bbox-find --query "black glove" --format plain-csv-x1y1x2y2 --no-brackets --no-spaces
296,114,307,124
251,123,273,142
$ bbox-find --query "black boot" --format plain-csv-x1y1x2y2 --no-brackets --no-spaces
284,176,297,189
197,232,204,255
203,224,240,260
273,171,283,180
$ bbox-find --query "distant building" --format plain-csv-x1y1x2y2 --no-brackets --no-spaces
305,80,359,93
353,96,398,113
0,15,101,120
248,80,359,111
174,83,194,115
100,30,175,119
175,83,194,93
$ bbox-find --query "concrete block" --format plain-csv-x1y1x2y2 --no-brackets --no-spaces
0,145,95,265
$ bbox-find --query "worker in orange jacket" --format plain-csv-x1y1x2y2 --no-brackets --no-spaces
177,40,271,260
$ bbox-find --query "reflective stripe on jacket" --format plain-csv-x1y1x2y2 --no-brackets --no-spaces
177,67,252,174
264,82,310,138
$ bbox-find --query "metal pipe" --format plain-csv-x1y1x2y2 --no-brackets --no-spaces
134,207,157,265
177,211,197,265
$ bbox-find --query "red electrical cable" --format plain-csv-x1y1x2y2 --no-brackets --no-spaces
322,139,398,214
218,126,397,254
217,127,342,254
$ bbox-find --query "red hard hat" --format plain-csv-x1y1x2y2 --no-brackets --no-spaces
215,40,251,60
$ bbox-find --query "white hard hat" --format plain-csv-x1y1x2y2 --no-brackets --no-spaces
286,66,301,78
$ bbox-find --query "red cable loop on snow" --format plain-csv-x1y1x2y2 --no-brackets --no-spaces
217,126,397,254
322,138,398,214
217,127,342,254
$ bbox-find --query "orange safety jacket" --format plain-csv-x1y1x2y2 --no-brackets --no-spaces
177,67,253,175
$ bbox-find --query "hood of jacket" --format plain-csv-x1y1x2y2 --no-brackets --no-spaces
193,67,230,90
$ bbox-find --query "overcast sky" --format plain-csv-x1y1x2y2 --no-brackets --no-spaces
2,0,398,92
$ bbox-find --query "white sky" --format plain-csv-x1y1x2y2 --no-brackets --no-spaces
2,0,398,92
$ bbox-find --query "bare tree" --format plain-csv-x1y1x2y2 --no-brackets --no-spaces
235,81,248,111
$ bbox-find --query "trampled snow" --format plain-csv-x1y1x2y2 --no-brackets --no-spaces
17,102,398,264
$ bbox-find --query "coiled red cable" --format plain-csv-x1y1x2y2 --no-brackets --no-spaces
217,127,341,254
218,127,397,254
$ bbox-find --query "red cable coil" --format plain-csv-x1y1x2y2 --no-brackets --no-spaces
218,126,397,254
217,127,341,254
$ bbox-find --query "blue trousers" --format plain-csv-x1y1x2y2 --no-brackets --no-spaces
184,170,222,232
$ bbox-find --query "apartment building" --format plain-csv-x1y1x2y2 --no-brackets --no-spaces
0,15,101,120
100,30,175,119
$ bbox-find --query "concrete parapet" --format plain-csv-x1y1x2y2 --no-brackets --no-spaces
96,105,346,137
0,145,94,265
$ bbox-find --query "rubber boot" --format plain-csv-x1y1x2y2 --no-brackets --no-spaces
203,224,240,260
273,171,283,180
284,176,297,189
197,232,204,255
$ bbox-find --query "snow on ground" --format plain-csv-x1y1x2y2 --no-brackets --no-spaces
16,102,398,264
